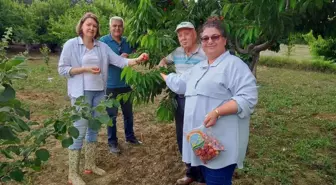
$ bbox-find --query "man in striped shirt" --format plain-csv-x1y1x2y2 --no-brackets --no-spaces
159,22,207,185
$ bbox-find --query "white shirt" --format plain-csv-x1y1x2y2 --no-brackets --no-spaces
82,49,104,91
58,37,129,98
166,51,258,169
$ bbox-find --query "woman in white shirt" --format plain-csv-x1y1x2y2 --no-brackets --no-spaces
58,12,148,185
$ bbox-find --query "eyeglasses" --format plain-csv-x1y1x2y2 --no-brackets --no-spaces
200,35,222,43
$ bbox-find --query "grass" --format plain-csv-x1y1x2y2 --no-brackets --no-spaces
238,66,336,185
261,44,313,61
260,44,336,74
9,54,336,185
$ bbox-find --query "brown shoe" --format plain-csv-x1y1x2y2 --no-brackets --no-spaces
197,183,206,185
176,176,194,185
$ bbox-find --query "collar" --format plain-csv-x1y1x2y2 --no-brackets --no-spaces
200,51,230,68
109,34,125,44
77,36,99,47
184,44,201,55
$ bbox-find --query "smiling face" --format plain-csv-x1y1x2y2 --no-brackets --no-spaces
81,18,98,39
110,19,124,39
177,28,197,50
200,27,227,61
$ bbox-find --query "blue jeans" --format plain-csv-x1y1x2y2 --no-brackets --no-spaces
201,164,237,185
69,90,105,150
106,87,135,145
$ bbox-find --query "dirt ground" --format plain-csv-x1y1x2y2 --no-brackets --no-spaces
15,91,198,185
32,117,187,185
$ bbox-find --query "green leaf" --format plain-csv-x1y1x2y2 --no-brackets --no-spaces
290,0,297,9
1,150,13,159
222,4,231,17
0,106,11,112
68,126,79,139
33,158,42,171
61,137,73,148
88,119,101,131
0,126,16,140
0,84,15,102
9,169,24,182
7,72,27,80
96,114,110,124
5,56,25,71
35,149,50,161
1,176,11,182
70,115,81,121
7,145,20,155
0,85,5,94
54,120,63,132
16,118,30,131
279,0,285,12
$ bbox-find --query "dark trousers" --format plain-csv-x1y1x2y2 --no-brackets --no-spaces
106,87,135,145
175,95,204,182
201,164,236,185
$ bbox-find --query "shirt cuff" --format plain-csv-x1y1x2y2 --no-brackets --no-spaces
231,96,245,119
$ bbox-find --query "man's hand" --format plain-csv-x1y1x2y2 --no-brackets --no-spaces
120,53,129,58
158,58,168,68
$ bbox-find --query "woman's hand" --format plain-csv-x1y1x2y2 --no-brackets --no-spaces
70,67,100,76
84,67,100,74
136,53,149,64
204,109,219,128
160,73,167,81
120,53,129,58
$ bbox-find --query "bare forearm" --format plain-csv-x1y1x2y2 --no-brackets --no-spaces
69,67,87,76
215,100,238,117
127,58,140,67
158,58,168,67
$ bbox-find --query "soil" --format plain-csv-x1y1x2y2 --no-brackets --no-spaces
32,118,188,185
14,91,196,185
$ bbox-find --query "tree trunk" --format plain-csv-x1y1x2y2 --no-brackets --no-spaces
25,44,31,54
249,52,260,78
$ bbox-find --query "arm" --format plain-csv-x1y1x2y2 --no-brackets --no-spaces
160,68,191,95
158,53,173,67
204,58,258,127
107,47,148,68
58,40,101,77
58,41,73,78
158,58,168,67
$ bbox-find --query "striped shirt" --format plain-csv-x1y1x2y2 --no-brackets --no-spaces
165,45,207,75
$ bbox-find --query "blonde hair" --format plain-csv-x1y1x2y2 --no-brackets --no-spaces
76,12,100,39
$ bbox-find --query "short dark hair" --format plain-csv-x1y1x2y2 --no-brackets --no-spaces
76,12,100,39
199,16,227,38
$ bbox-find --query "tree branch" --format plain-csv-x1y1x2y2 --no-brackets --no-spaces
252,41,274,53
234,37,248,54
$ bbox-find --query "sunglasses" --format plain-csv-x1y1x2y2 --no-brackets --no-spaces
200,34,222,43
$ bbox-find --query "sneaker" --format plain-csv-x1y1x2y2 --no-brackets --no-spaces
176,176,194,185
108,143,121,154
126,138,142,145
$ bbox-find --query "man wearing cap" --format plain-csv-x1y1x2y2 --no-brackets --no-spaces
159,21,206,185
